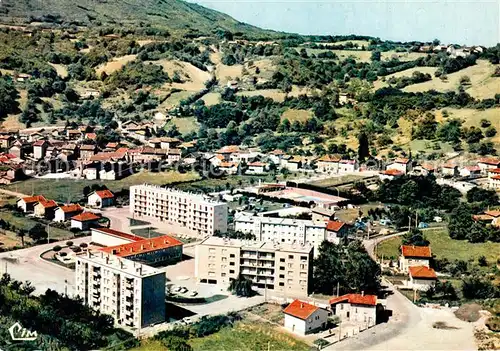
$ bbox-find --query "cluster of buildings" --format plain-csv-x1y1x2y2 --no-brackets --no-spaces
16,189,115,230
76,227,184,329
398,245,437,291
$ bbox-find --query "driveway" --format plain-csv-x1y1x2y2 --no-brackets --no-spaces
0,237,90,296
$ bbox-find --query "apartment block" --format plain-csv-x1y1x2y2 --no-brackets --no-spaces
195,237,314,297
75,251,166,329
130,185,228,236
234,213,328,256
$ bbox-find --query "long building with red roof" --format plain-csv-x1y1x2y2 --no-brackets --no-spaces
399,245,432,273
329,293,377,326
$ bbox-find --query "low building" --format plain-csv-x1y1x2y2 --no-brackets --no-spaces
71,212,101,230
246,161,267,174
87,190,115,208
408,265,437,291
54,204,83,222
329,293,377,326
33,140,49,159
99,235,183,266
379,169,404,181
75,250,166,329
283,299,329,335
478,158,500,174
399,245,432,273
17,195,46,213
34,199,58,219
91,227,144,246
441,164,458,177
0,135,14,149
195,237,314,297
311,207,335,221
325,220,348,244
387,158,411,174
316,155,341,174
489,175,500,189
339,159,357,173
460,165,481,178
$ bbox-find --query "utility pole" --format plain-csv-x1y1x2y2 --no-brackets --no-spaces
415,211,418,227
336,281,340,297
47,223,50,244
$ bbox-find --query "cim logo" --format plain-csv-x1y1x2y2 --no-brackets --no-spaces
8,322,38,341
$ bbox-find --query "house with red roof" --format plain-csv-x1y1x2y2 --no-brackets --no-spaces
478,158,500,174
283,299,329,335
399,245,432,273
387,157,412,174
17,195,47,213
379,168,404,181
87,189,115,208
34,199,58,219
408,266,437,291
329,293,377,326
32,140,49,159
71,212,101,231
54,204,83,222
246,161,267,174
316,154,341,174
325,220,348,244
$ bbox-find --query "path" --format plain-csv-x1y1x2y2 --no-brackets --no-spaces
0,188,29,198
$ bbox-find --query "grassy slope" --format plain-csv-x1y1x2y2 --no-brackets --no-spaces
376,229,500,263
0,0,275,36
2,171,199,203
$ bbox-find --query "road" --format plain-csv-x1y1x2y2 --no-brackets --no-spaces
0,188,29,198
0,236,90,296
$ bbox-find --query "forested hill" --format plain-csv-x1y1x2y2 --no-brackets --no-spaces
0,0,275,37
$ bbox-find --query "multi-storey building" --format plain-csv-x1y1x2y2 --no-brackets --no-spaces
234,213,345,256
75,250,166,329
129,185,228,236
195,237,314,297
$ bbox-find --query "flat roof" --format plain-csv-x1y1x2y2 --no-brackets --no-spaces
91,227,144,242
235,213,326,228
76,251,163,278
199,236,313,254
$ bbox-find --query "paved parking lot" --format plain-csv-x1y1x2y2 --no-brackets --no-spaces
0,237,90,296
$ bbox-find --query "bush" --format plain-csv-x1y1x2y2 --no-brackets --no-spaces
462,277,497,299
79,243,88,248
71,246,82,253
66,241,73,247
59,252,67,257
53,245,62,252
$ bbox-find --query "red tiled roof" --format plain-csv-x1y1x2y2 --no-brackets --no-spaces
409,266,437,279
92,227,144,242
248,162,266,167
326,220,345,232
58,204,83,213
94,190,114,199
85,133,97,140
72,212,101,222
33,140,48,146
478,158,500,165
383,169,404,176
220,162,237,168
395,158,410,164
283,300,320,320
489,168,500,174
318,155,341,162
421,163,435,171
20,195,46,204
37,199,57,208
464,165,480,172
99,235,183,257
270,149,284,155
329,293,377,306
442,163,457,169
484,210,500,218
106,142,119,148
491,175,500,180
216,145,240,154
89,152,127,162
401,245,432,258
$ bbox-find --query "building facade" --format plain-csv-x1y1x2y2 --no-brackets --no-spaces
283,299,329,335
75,251,166,329
195,237,314,297
130,185,228,236
329,293,377,327
399,245,432,273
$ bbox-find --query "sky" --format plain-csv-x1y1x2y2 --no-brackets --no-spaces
189,0,500,46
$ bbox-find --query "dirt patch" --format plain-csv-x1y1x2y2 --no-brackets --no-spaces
455,303,482,322
95,54,137,75
432,321,460,330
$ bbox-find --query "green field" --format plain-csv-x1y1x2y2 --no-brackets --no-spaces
3,171,200,203
376,229,500,263
168,117,200,134
175,175,278,193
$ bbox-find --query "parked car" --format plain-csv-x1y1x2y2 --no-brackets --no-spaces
418,222,429,229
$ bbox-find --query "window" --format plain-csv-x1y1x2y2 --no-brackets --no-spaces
221,257,227,262
279,266,285,271
280,258,285,262
279,282,284,287
288,255,294,259
287,263,293,268
229,262,235,266
279,274,285,279
209,248,216,254
229,270,235,274
300,264,307,270
230,254,235,258
221,273,226,277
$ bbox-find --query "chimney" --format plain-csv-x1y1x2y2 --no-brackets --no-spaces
141,244,144,250
130,247,133,252
361,291,364,296
300,303,304,308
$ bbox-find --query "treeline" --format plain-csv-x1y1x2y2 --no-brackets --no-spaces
385,71,432,89
104,60,170,90
220,42,282,66
137,40,211,71
0,274,137,350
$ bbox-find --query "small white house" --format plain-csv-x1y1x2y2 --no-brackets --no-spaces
283,299,329,335
90,227,142,246
399,245,432,273
408,266,437,291
329,293,377,327
387,158,412,174
87,190,115,208
339,159,357,173
71,212,101,231
246,161,267,174
54,204,83,222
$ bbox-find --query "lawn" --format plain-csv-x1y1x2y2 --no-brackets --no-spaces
201,92,221,106
309,174,366,188
373,66,437,90
175,174,278,193
188,321,309,351
281,108,312,122
404,60,498,99
167,117,200,134
2,171,200,203
236,89,286,102
95,54,137,75
376,228,500,263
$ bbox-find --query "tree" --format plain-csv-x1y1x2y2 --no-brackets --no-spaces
459,75,471,85
0,77,20,118
448,204,474,240
370,50,381,62
28,223,48,243
228,274,253,297
402,228,430,246
461,277,497,299
466,187,498,207
17,229,27,246
485,126,497,138
357,132,369,161
467,222,488,243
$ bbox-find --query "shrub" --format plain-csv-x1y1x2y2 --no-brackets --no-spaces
66,241,73,247
53,245,62,252
79,243,88,248
59,252,68,257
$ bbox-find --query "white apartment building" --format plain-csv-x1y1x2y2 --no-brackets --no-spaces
195,236,314,297
234,213,327,257
129,185,228,236
75,251,166,329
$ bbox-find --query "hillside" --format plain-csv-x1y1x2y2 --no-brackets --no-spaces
0,0,273,36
